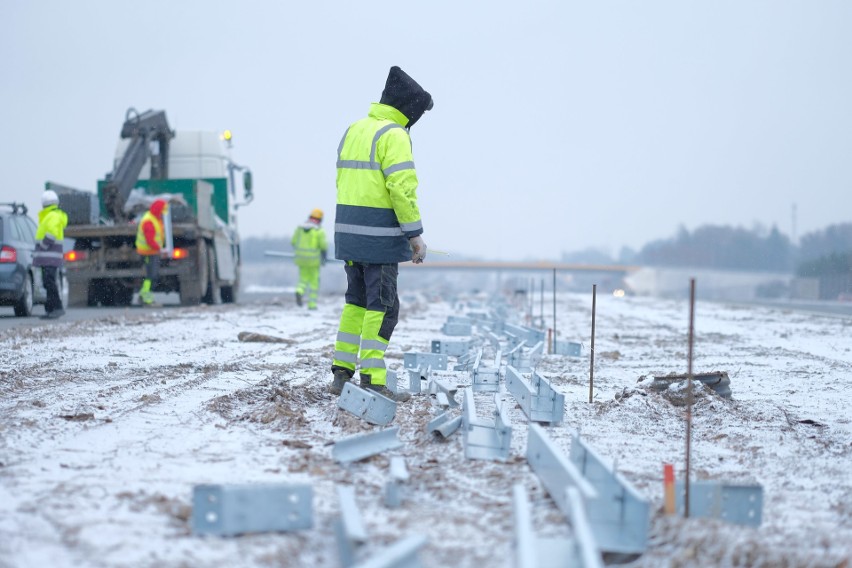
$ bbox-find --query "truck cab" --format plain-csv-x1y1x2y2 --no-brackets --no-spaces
62,109,253,307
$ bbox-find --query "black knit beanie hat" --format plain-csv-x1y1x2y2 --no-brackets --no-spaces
379,66,434,129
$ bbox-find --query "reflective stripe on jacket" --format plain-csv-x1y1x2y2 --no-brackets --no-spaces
135,211,164,255
291,223,328,267
334,103,423,264
33,205,68,268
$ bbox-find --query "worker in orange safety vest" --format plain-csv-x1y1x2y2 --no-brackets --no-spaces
135,199,168,306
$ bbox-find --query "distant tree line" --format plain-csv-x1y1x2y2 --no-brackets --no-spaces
244,222,852,279
635,224,794,272
561,222,852,278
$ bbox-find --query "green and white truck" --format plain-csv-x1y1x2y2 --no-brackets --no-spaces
57,108,253,307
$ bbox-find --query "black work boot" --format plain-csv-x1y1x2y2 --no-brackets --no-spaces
295,292,303,307
363,379,411,403
329,369,352,395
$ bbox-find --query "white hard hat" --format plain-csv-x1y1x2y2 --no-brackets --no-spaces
42,189,59,207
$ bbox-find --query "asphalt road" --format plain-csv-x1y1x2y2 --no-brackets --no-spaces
2,290,851,334
0,290,285,333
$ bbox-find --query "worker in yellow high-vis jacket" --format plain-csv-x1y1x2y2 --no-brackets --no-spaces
291,208,328,309
329,66,432,402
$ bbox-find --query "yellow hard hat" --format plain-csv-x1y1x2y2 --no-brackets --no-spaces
310,208,323,220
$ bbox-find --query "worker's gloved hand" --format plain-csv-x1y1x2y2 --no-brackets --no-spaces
409,236,427,264
321,251,328,266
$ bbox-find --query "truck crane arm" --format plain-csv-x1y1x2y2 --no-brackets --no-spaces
102,108,174,221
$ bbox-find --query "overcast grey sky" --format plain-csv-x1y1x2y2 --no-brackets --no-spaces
2,1,850,260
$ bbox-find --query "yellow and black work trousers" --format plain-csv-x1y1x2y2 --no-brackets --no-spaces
296,266,320,308
331,263,399,386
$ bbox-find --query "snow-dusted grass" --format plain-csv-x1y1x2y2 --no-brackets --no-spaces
0,291,850,567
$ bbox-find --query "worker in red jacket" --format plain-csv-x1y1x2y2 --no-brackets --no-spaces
135,199,168,306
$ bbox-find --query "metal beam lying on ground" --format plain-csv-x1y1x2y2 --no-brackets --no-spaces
335,485,368,567
462,388,512,461
338,382,397,426
431,339,473,357
428,377,459,407
526,424,650,555
483,330,503,351
480,319,505,334
333,426,403,464
427,411,462,438
505,366,565,424
404,352,448,371
508,341,544,372
192,483,313,536
384,456,410,509
505,323,546,346
513,484,603,568
471,348,502,392
351,535,427,568
675,481,763,526
505,332,524,350
453,351,476,371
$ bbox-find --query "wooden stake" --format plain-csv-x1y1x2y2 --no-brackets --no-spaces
664,463,676,515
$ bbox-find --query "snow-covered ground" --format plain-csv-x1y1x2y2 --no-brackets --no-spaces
0,290,850,568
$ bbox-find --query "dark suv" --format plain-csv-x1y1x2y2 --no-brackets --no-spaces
0,203,61,316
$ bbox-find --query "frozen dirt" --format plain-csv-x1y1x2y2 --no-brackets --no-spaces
0,290,850,568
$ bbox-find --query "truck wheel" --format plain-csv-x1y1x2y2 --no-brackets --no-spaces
13,273,34,317
179,242,208,306
68,278,92,307
220,278,238,304
115,285,134,306
202,244,220,305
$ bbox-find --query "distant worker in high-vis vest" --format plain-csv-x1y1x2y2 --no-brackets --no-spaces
329,66,432,402
135,199,168,306
291,208,328,310
33,190,68,319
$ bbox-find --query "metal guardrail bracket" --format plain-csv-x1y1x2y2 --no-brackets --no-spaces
554,340,582,357
508,341,544,372
505,366,565,424
332,426,403,464
404,352,448,371
338,382,397,426
471,349,502,392
675,481,763,526
192,483,313,536
442,321,472,336
462,389,512,462
431,339,473,357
